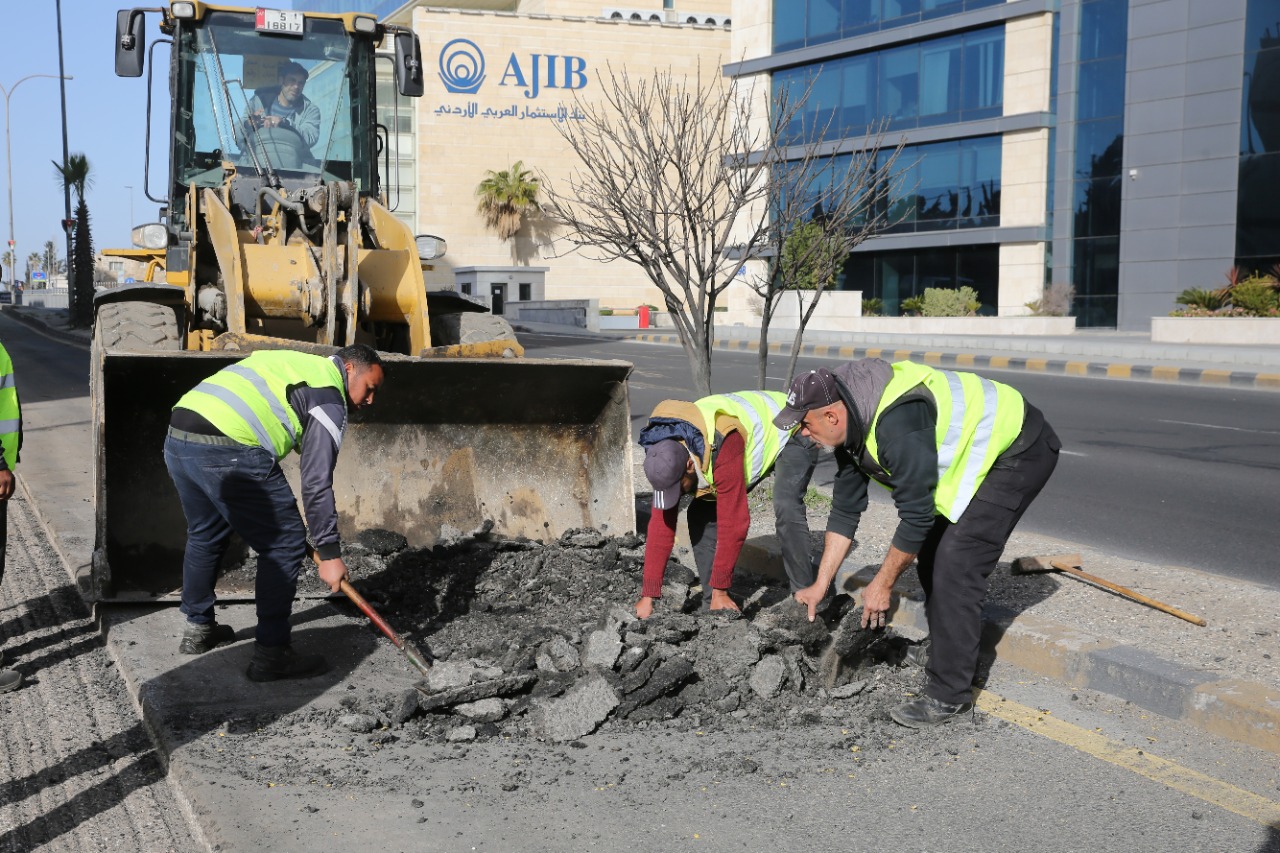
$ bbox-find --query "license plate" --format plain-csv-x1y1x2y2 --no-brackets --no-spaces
255,8,304,35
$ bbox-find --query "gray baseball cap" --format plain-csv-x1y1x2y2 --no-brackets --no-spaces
643,440,688,510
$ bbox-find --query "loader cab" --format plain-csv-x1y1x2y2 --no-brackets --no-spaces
172,10,376,202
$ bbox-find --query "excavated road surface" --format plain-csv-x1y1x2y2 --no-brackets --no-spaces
0,493,202,852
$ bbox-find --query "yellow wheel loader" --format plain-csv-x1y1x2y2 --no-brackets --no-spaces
91,2,633,600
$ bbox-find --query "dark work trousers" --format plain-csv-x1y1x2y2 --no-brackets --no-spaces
687,436,822,605
0,497,7,585
771,435,822,591
163,432,307,648
916,418,1062,705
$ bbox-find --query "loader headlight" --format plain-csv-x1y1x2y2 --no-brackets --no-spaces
132,223,169,250
416,234,446,261
171,2,196,19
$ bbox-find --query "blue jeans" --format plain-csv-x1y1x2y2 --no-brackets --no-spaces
163,433,307,647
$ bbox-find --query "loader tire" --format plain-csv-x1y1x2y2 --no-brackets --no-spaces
94,301,182,353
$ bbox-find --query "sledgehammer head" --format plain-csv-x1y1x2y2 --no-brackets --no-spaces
1010,553,1083,575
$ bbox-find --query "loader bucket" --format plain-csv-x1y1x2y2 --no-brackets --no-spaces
91,351,634,600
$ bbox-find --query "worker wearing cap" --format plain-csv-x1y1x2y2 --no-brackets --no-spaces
0,341,21,694
775,359,1060,728
164,344,384,682
636,391,820,619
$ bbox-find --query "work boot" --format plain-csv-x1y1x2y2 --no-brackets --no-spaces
890,695,973,728
178,622,237,655
0,669,20,694
245,643,328,682
904,639,930,669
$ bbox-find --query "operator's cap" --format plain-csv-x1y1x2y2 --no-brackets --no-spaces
644,440,688,510
773,368,839,430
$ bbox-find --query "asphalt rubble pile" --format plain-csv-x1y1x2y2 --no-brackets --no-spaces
306,525,927,745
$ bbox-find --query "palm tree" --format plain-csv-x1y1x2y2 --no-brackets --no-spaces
0,250,13,286
42,240,60,282
53,153,94,326
25,252,42,284
475,160,540,240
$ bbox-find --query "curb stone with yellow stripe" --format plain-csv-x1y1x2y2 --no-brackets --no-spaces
630,333,1280,391
733,538,1280,756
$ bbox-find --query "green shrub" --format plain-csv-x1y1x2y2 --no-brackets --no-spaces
1175,287,1229,311
1227,276,1279,316
921,286,981,317
900,296,924,316
862,297,883,316
1169,305,1251,317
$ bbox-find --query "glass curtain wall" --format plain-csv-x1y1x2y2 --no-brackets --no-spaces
842,245,1000,314
774,0,1004,52
1070,0,1127,327
1237,0,1280,272
784,135,1002,233
775,26,1004,144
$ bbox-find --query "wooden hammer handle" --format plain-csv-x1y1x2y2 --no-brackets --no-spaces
1050,561,1207,627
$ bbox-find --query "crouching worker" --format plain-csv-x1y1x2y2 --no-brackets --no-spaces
636,391,820,619
775,360,1060,728
164,344,384,681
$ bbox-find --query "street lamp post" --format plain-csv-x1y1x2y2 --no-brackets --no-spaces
1,73,73,296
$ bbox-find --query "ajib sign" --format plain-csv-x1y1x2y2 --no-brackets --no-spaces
438,38,588,99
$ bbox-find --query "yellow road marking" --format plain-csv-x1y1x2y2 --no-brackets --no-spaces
956,353,976,366
977,692,1280,827
1200,369,1232,384
1064,360,1089,375
838,346,855,357
1257,373,1280,388
1152,365,1181,382
1107,364,1132,378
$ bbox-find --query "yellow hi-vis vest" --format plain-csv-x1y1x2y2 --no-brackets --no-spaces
174,350,345,461
0,343,19,470
864,361,1024,522
691,391,791,492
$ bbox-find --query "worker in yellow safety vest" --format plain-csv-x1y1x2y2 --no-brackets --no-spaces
0,340,21,694
775,359,1060,728
164,344,384,682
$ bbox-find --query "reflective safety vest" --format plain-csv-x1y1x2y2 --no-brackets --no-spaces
0,343,19,470
174,350,346,461
864,361,1024,522
691,391,791,492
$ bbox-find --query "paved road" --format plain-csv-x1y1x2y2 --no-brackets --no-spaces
2,315,1279,851
520,331,1280,589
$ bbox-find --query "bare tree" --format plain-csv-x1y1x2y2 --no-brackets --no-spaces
540,63,805,396
541,62,909,396
748,118,908,388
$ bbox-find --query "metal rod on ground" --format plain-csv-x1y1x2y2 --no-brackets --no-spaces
339,578,433,677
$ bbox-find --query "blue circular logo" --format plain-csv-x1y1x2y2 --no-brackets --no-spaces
438,38,486,95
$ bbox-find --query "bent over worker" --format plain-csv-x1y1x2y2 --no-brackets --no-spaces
637,390,820,619
164,344,384,681
775,360,1059,728
0,341,21,693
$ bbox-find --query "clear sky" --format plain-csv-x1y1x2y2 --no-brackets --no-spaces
0,1,177,279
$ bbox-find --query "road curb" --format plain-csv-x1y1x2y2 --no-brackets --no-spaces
629,333,1280,391
2,306,91,349
737,539,1280,754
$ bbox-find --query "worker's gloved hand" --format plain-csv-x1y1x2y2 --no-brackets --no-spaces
0,469,13,501
317,557,349,593
794,582,828,622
